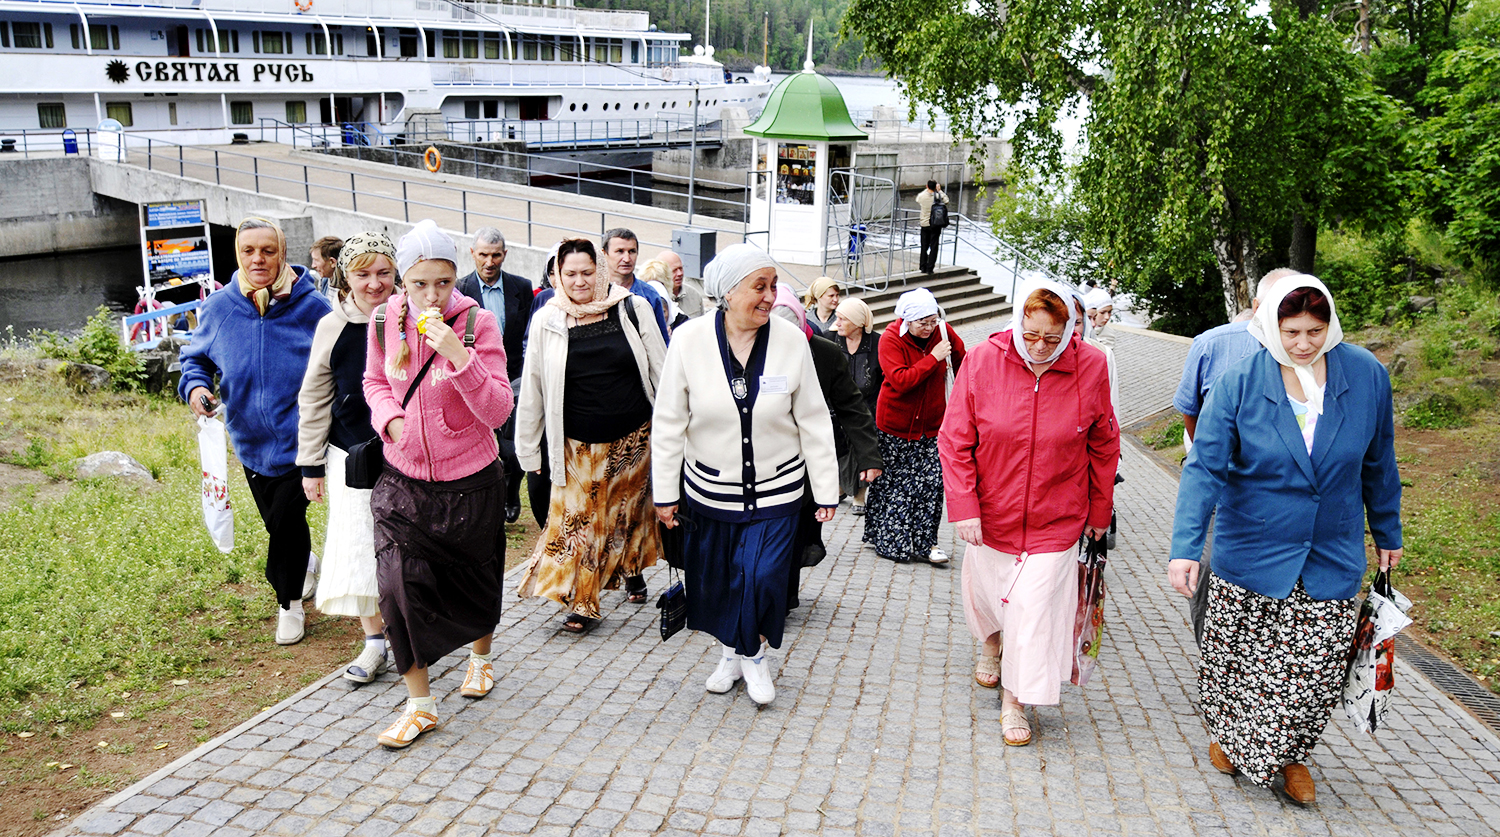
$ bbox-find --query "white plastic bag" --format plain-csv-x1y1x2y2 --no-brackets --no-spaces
1342,570,1412,735
197,414,234,554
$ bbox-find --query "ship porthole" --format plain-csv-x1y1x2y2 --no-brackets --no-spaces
569,103,576,111
582,103,588,111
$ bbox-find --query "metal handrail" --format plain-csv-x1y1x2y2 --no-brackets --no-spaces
102,130,751,254
257,119,751,219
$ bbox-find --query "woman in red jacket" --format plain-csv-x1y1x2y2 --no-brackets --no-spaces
938,281,1119,746
863,288,965,564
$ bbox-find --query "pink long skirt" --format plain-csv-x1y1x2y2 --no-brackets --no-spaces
961,543,1078,706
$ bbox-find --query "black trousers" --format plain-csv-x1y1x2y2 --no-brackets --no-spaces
497,418,522,508
919,224,942,273
525,435,551,528
242,466,311,610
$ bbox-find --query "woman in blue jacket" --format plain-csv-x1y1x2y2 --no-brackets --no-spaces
180,217,332,647
1168,275,1403,804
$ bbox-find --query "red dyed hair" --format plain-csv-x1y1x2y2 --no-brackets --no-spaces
1277,287,1332,323
1023,288,1070,325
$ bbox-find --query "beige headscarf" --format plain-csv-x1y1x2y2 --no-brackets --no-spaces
1247,273,1344,417
835,297,873,334
234,218,298,315
803,276,841,309
547,245,630,319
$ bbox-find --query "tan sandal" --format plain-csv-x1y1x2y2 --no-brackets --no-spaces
974,654,1000,688
1001,705,1032,746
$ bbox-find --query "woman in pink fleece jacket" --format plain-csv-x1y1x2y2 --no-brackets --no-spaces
362,220,514,749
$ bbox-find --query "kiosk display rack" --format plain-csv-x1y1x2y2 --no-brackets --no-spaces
131,200,216,345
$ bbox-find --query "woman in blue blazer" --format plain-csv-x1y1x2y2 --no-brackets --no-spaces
1168,275,1403,804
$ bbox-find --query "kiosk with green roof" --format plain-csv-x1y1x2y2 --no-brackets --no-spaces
743,56,867,265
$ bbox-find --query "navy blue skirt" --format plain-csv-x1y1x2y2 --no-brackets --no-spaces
684,511,798,657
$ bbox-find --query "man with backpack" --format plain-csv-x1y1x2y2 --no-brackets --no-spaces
916,180,948,274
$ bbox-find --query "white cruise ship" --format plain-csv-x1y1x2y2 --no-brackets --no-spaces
0,0,772,145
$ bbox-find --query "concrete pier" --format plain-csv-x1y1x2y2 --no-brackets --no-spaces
0,158,138,258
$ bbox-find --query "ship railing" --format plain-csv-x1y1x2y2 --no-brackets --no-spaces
90,129,755,257
0,126,94,158
443,116,721,148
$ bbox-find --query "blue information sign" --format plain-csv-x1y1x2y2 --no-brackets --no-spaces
145,200,204,227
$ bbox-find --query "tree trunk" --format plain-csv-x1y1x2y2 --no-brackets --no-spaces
1289,213,1317,274
1211,224,1260,320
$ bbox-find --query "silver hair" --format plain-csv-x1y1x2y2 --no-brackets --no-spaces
472,227,506,249
601,227,637,253
236,217,279,235
1257,267,1300,302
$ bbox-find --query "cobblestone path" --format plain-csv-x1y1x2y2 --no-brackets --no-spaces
60,325,1500,837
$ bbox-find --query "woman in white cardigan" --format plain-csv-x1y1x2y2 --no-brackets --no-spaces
653,244,839,705
515,238,667,632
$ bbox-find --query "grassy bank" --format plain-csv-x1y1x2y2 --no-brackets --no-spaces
0,345,539,834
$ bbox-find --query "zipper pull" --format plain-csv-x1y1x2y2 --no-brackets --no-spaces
1034,376,1040,394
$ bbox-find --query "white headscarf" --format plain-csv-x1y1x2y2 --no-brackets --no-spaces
1009,279,1078,365
1247,273,1343,417
894,288,941,336
703,243,778,305
1065,285,1093,340
1083,287,1113,312
396,219,459,276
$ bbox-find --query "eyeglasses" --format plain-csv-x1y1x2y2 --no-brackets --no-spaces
911,316,939,327
1022,331,1065,345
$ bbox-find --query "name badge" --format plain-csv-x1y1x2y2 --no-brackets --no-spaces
759,375,789,394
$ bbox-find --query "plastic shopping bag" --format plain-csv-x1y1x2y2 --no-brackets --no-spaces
1071,535,1108,687
197,414,234,554
1341,569,1412,735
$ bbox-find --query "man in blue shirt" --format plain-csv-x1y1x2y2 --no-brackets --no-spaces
1174,267,1294,644
601,228,671,342
457,226,534,523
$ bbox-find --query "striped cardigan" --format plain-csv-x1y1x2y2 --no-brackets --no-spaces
652,312,839,522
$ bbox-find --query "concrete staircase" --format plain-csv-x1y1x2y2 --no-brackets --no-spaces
852,266,1013,331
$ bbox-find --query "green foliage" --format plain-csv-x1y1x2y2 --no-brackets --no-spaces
33,307,144,392
577,0,875,72
1415,40,1500,277
845,0,1407,324
1142,415,1186,451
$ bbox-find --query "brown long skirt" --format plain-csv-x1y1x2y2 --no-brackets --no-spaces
518,423,660,619
373,461,505,675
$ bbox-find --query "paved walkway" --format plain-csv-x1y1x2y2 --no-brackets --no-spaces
59,326,1500,837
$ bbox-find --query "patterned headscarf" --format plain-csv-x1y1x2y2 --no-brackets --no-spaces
329,231,398,299
234,217,298,316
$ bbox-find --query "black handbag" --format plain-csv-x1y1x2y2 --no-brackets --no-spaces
346,307,475,490
656,568,687,641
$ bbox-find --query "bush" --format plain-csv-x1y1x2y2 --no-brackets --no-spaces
1405,392,1468,429
33,307,143,391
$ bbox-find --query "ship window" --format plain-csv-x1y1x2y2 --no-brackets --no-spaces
593,41,606,63
581,103,588,112
71,23,79,49
464,100,479,120
286,101,307,124
569,103,576,112
1,23,8,49
424,30,435,58
632,103,639,111
105,102,133,127
12,22,43,49
230,101,254,125
540,37,554,62
484,100,497,119
483,32,500,60
225,30,238,53
442,31,458,59
523,36,537,61
90,25,113,51
630,41,638,63
307,32,344,56
462,31,477,59
399,28,418,58
610,42,622,64
37,103,66,129
195,27,203,53
168,102,177,125
366,31,379,57
259,32,289,54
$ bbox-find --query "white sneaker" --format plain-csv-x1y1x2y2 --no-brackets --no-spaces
705,645,742,694
275,608,305,645
741,644,775,705
927,547,950,565
343,644,390,684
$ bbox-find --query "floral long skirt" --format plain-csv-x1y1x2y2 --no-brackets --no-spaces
1199,575,1358,786
517,423,661,620
862,432,943,561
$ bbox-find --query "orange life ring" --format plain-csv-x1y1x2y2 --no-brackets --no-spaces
294,0,312,12
424,146,441,173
